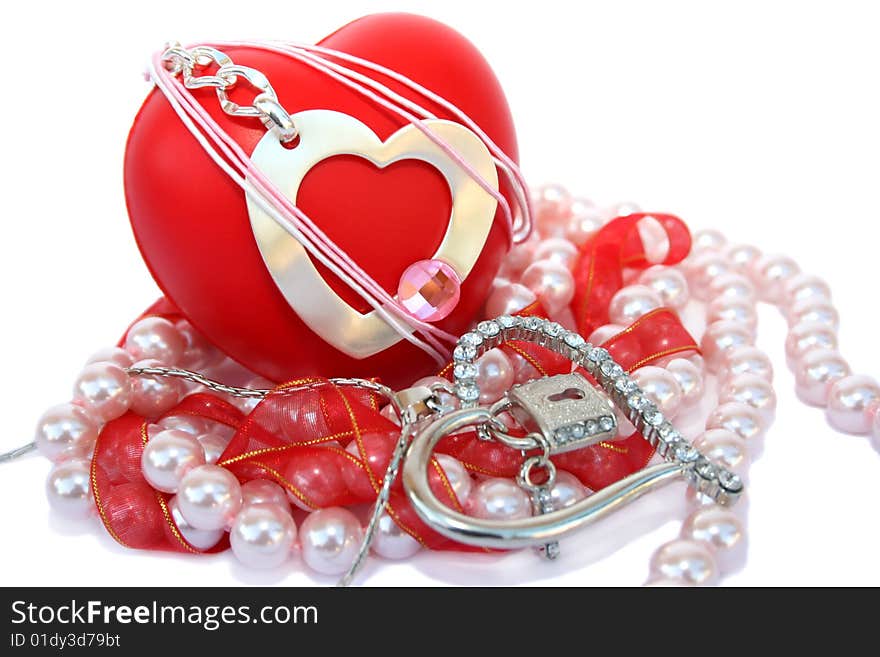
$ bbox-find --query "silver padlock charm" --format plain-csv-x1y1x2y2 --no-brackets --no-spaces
507,373,617,454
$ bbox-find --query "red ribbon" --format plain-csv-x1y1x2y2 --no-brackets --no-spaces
92,213,698,554
573,212,692,336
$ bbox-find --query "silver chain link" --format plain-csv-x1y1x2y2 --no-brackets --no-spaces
0,442,35,464
0,361,556,580
161,43,298,143
125,365,395,402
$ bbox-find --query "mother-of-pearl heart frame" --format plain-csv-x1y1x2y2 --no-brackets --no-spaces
247,109,499,359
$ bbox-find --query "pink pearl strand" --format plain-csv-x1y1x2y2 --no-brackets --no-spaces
642,222,880,585
644,228,769,585
28,182,880,582
492,204,871,584
37,320,222,510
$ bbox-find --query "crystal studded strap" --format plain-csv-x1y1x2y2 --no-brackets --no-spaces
450,315,744,505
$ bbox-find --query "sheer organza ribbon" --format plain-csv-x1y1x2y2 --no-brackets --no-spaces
573,212,692,337
92,213,697,554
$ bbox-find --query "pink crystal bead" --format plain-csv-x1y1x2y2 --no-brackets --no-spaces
398,259,462,322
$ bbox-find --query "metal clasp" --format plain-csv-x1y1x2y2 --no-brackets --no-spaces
391,381,453,425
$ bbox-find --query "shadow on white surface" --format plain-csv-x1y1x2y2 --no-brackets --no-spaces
407,480,688,586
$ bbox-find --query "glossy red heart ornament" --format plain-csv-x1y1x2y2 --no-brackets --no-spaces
124,13,518,387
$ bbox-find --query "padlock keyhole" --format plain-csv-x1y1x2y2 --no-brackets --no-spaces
546,388,586,403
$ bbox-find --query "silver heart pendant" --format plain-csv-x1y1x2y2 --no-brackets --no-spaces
247,110,499,359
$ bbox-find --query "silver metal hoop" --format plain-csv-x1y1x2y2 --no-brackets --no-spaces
402,407,685,549
517,455,556,491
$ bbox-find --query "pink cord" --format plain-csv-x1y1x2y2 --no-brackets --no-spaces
212,38,533,242
213,40,525,243
281,40,534,242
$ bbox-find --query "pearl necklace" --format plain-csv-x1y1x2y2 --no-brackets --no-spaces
5,184,878,585
521,184,878,585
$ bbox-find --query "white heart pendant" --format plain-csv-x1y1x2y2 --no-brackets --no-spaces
247,110,499,359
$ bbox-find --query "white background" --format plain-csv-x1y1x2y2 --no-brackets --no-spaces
1,0,878,586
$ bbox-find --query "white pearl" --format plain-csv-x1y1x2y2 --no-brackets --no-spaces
691,229,726,254
871,404,880,453
787,298,839,330
466,478,532,520
637,266,689,310
124,316,186,365
587,323,625,346
632,366,683,418
701,320,755,371
533,237,579,270
692,429,750,478
533,183,571,224
686,487,751,519
372,513,422,560
644,577,694,587
435,454,473,504
793,349,851,406
569,196,598,215
825,375,880,435
129,358,184,418
177,465,243,531
637,215,671,264
665,358,704,407
782,274,831,308
785,321,838,368
197,431,232,465
686,252,733,301
649,539,719,586
176,320,223,370
722,346,774,384
688,353,706,372
750,254,800,304
45,458,93,519
241,479,290,508
85,346,134,369
72,362,132,422
230,502,297,569
141,429,206,494
167,494,224,550
706,297,758,331
299,507,363,575
680,506,747,573
605,201,641,219
157,415,209,436
565,202,604,246
549,470,589,508
608,285,662,325
520,259,575,315
500,242,538,278
474,348,515,404
708,273,756,304
718,373,777,423
722,243,762,272
232,376,275,414
706,402,766,443
34,403,99,462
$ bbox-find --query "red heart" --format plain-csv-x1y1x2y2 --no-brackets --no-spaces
298,155,451,311
124,13,518,387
